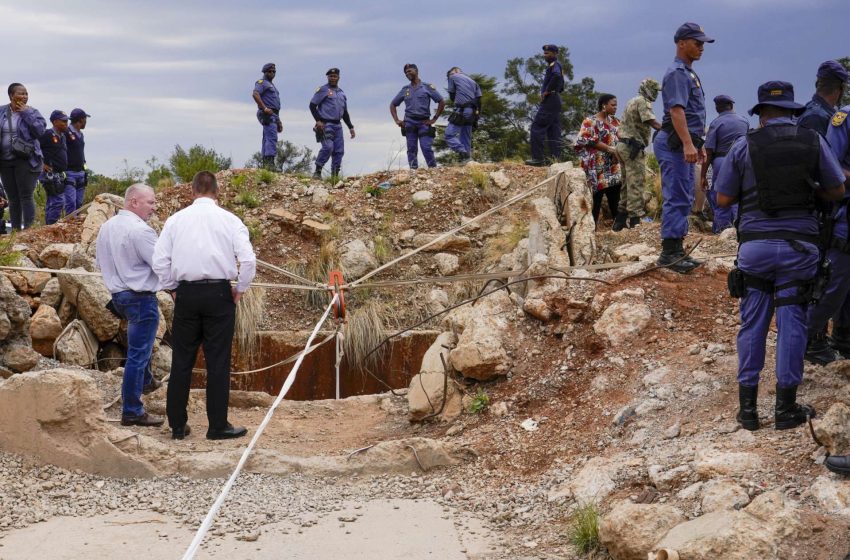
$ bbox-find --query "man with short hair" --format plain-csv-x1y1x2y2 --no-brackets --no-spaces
700,95,749,233
96,183,164,427
65,108,90,211
252,63,282,170
798,60,848,136
653,23,713,273
310,68,355,180
390,64,445,170
715,81,845,432
445,67,482,162
525,44,565,167
613,78,661,230
39,110,74,225
153,171,256,441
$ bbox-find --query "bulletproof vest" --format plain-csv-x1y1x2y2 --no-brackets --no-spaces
741,124,820,216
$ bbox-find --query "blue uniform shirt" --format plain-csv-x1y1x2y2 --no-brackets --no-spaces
540,60,564,96
660,57,707,136
705,110,750,155
714,116,845,236
826,106,850,238
38,128,68,172
66,125,85,171
254,78,281,111
311,84,348,121
391,82,443,120
447,73,482,106
798,94,835,137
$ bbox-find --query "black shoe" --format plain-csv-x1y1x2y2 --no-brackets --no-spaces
172,424,191,440
736,384,760,431
829,326,850,358
524,159,546,167
612,212,628,232
806,330,840,365
656,238,700,274
262,157,276,171
775,385,815,430
825,454,850,476
206,423,248,440
312,165,322,179
628,217,641,228
143,378,162,394
458,152,470,163
121,413,165,427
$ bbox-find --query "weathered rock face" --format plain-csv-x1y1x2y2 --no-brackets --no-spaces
613,242,656,262
0,274,30,342
29,304,63,357
311,186,330,207
521,197,572,321
599,501,685,560
443,291,512,381
694,449,763,479
2,344,40,372
156,291,174,331
433,253,460,276
57,269,119,342
38,243,75,269
565,454,644,505
5,255,50,295
426,288,449,315
808,475,850,516
813,402,850,455
80,193,123,247
546,163,595,265
700,478,750,512
151,344,172,379
489,170,511,189
408,332,461,421
340,239,378,279
54,319,99,367
39,277,62,308
412,190,433,206
594,301,652,345
412,233,471,252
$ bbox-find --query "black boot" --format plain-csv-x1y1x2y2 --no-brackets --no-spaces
805,329,839,365
612,212,628,232
736,384,760,431
312,165,323,179
262,156,275,170
829,326,850,359
774,385,815,430
330,167,341,182
524,159,545,167
628,216,641,228
656,238,699,274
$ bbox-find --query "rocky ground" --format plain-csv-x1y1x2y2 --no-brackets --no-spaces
2,163,850,559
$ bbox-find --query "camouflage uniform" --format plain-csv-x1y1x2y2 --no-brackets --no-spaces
615,79,660,218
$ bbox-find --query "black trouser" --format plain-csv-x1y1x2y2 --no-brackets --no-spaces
166,281,236,431
592,184,622,224
0,158,40,230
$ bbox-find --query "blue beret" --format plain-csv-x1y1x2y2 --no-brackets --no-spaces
674,22,715,43
817,60,849,82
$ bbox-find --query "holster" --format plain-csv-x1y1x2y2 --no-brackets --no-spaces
811,258,831,305
623,138,644,160
727,268,745,299
314,125,325,142
42,173,65,197
666,131,705,152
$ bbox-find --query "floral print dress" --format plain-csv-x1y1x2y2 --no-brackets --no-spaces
576,115,621,192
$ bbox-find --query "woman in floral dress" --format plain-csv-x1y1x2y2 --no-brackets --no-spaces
576,94,622,226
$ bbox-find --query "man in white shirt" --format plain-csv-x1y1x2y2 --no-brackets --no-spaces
152,171,256,440
95,183,164,427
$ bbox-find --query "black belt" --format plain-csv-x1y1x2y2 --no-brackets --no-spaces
68,166,84,172
117,290,156,296
179,279,230,285
738,230,820,244
323,119,341,124
713,150,728,158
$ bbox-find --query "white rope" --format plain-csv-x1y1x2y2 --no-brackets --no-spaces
180,293,340,560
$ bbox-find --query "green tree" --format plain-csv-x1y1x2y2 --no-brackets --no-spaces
144,156,174,189
246,140,314,174
839,56,850,108
168,144,232,183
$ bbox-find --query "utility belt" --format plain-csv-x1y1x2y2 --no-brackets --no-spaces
259,108,280,125
40,171,67,197
314,121,340,142
620,137,646,160
713,149,728,158
401,118,436,138
661,121,704,152
448,103,479,127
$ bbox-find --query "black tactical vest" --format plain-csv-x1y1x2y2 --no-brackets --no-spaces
740,124,820,217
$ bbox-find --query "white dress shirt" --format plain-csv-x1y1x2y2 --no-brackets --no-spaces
152,197,256,292
95,210,161,294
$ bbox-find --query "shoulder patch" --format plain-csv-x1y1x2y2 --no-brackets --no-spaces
833,111,847,127
315,87,321,93
429,83,436,89
257,80,263,84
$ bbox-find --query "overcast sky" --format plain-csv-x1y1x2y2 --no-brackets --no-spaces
2,0,846,177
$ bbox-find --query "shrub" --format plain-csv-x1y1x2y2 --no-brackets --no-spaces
469,167,490,189
0,235,22,266
373,235,392,264
468,389,489,414
567,502,600,555
255,169,275,185
230,174,248,189
235,189,261,208
169,144,231,183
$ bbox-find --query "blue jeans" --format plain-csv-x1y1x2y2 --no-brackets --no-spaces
111,291,159,416
653,130,696,239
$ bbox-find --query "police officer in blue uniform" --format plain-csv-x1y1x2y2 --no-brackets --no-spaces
798,60,848,137
806,103,850,367
39,110,74,225
445,67,482,162
65,108,90,211
252,63,282,170
525,44,564,167
654,23,714,273
700,95,749,233
310,68,355,180
715,81,845,432
390,64,445,170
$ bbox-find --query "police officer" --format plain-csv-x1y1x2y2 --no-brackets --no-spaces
310,68,355,180
525,44,564,167
66,108,90,211
39,110,74,225
654,23,713,273
613,78,661,231
445,67,482,162
714,81,845,432
252,63,282,170
700,95,749,233
798,60,848,136
390,64,445,170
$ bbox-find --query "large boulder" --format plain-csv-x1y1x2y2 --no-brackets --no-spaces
433,253,460,276
80,193,123,246
0,275,30,337
38,243,75,269
340,239,378,279
599,501,685,560
151,344,172,379
29,304,63,357
2,344,40,372
443,290,512,381
559,454,644,505
547,163,595,265
4,255,50,295
694,449,763,479
700,478,750,512
54,319,99,367
408,332,462,421
39,277,62,308
594,301,652,346
813,403,850,455
57,268,119,342
0,311,10,341
808,476,850,516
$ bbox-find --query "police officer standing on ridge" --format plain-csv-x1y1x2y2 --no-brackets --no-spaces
252,63,282,170
445,67,482,163
613,78,661,231
390,64,445,170
39,110,73,225
798,60,848,136
700,95,749,233
310,68,355,180
654,23,713,273
525,44,564,167
714,81,845,432
66,108,90,212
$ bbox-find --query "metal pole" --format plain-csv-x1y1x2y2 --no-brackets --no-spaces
335,330,343,400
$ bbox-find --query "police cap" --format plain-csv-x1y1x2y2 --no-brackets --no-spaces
542,44,559,53
49,110,69,122
262,63,276,72
713,95,734,105
673,22,715,43
326,68,340,76
817,60,849,83
69,108,90,121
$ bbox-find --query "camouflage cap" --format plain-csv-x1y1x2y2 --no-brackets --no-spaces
639,78,661,101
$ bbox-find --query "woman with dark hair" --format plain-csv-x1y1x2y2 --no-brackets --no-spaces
576,93,622,225
0,83,46,230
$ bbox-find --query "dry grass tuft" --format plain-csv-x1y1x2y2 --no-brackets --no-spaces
235,287,266,364
484,221,528,263
305,242,338,310
344,299,394,371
